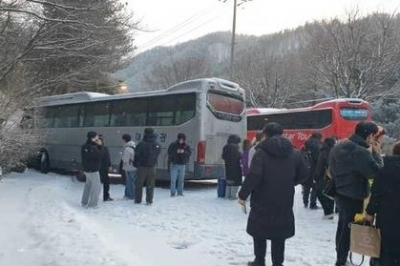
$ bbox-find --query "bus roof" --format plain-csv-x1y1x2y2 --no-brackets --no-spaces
37,77,243,107
247,98,369,116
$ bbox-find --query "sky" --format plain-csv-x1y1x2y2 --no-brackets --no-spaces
128,0,399,54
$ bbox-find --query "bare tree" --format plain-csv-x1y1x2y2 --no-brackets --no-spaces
302,12,400,100
0,0,138,94
0,0,138,172
143,48,211,89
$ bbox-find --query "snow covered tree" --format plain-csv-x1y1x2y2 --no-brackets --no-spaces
0,0,138,172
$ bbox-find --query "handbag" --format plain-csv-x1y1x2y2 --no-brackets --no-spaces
322,178,336,200
349,223,381,266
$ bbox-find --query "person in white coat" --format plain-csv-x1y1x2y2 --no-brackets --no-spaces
121,134,136,200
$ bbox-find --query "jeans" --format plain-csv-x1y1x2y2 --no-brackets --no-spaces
335,195,364,265
124,170,136,200
81,171,102,208
253,237,285,266
170,164,186,196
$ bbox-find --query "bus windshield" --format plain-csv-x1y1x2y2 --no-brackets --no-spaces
340,108,369,121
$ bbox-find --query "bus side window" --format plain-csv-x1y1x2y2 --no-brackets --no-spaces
84,102,110,127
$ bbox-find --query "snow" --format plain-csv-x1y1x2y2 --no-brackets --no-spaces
0,170,339,266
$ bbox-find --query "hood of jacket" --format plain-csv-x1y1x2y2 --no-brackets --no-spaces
124,140,136,149
383,156,400,175
349,134,369,148
143,133,157,142
259,135,294,158
227,135,241,144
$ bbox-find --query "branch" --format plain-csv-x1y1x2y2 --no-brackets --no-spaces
26,0,91,11
0,7,91,26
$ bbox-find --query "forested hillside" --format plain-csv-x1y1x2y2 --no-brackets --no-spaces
119,12,400,137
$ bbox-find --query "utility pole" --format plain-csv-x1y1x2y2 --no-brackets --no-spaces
230,0,237,79
220,0,251,78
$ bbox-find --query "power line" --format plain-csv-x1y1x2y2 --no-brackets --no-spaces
136,3,221,52
155,16,220,48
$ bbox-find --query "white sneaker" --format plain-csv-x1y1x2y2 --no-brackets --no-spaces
323,214,335,220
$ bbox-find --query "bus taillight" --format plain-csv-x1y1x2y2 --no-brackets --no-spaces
197,141,206,164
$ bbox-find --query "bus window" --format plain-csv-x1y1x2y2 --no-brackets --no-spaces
110,98,147,127
38,107,55,128
147,96,176,126
340,108,368,121
53,105,80,128
248,109,333,131
175,93,196,125
84,102,110,127
207,91,244,121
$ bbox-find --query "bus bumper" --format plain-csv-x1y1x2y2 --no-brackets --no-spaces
193,163,224,179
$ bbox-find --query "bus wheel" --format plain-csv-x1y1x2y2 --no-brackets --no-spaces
40,151,50,174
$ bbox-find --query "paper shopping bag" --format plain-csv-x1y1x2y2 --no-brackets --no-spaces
350,223,381,258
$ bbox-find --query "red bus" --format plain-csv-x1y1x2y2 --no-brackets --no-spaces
246,98,372,149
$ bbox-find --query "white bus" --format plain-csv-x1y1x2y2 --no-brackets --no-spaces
34,78,246,180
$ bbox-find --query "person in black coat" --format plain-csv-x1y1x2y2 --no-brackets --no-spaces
302,132,322,209
222,134,242,186
98,135,113,202
81,131,102,208
134,128,161,205
329,122,382,266
314,137,336,218
238,123,309,266
168,133,192,197
365,142,400,266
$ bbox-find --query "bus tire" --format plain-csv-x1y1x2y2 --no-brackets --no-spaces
39,150,50,174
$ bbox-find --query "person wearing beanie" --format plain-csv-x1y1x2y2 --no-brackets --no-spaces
328,121,382,266
134,128,161,205
81,131,102,208
167,133,192,197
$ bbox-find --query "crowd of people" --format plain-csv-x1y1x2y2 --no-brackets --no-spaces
79,121,399,266
232,122,399,266
80,128,191,208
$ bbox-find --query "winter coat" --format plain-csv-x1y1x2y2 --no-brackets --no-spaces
248,142,261,169
314,142,334,191
366,156,400,260
241,150,250,177
303,137,322,183
134,133,161,168
222,136,242,186
238,136,309,240
168,141,191,165
99,145,111,181
81,141,102,172
122,141,136,172
329,134,381,200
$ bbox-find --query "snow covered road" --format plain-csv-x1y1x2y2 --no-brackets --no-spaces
0,171,338,266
